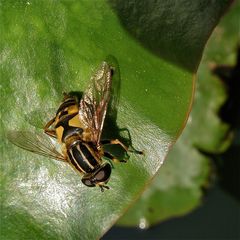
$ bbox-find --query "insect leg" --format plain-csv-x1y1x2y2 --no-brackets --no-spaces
101,139,129,152
119,128,144,154
44,117,57,138
104,151,127,163
99,184,110,192
101,139,144,154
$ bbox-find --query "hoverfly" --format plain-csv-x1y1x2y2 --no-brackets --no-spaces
8,62,136,191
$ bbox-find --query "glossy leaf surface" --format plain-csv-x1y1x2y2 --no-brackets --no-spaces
0,0,231,239
117,2,238,227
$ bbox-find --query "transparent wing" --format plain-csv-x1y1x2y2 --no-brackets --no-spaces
79,61,112,144
7,130,66,161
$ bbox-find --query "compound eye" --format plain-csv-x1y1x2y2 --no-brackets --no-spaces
81,178,95,187
94,163,111,183
95,169,105,181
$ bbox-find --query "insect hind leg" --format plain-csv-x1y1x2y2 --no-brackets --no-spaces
104,151,127,163
101,139,143,155
101,139,128,151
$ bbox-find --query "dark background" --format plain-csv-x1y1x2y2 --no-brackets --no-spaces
104,185,240,239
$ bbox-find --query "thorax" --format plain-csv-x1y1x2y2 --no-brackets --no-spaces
54,97,85,143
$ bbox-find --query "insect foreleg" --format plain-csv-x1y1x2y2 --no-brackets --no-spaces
99,185,110,192
44,117,57,138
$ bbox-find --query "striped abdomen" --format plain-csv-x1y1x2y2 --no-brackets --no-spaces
67,141,101,174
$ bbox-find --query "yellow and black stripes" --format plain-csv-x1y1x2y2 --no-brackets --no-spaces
55,113,83,142
67,141,100,174
56,97,77,115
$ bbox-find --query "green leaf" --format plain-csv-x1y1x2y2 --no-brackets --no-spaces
0,0,231,239
117,2,238,227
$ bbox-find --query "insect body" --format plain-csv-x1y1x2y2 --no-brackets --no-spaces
8,62,130,191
